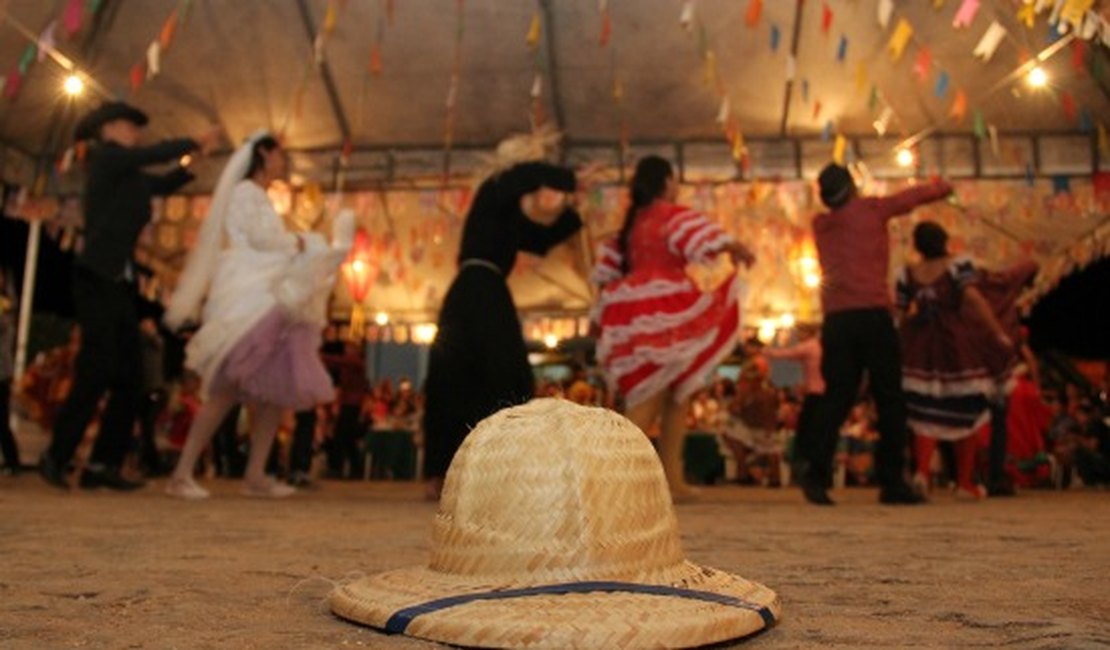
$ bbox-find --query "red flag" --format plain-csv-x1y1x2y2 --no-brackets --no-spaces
62,0,84,38
369,42,382,74
129,63,145,91
599,9,612,47
914,47,932,81
159,10,178,50
1072,40,1087,73
821,3,833,35
745,0,763,27
3,69,22,99
1061,91,1077,122
813,100,822,120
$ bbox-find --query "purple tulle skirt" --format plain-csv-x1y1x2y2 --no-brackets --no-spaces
209,307,335,410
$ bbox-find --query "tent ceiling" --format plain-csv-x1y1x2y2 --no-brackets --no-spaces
1,1,1108,174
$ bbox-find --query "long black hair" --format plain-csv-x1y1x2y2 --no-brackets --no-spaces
617,155,674,273
244,136,281,179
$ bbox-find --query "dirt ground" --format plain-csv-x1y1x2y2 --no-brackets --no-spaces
1,476,1108,649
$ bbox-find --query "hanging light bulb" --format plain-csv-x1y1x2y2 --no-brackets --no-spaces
374,311,390,326
63,74,84,97
895,148,915,168
543,333,559,349
1026,66,1048,88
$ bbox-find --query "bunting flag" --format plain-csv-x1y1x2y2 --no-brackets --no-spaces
836,35,848,62
821,3,833,35
988,124,1000,156
1078,108,1093,133
37,22,57,62
973,21,1007,61
833,134,847,164
612,73,623,101
716,96,730,124
887,19,913,61
770,24,780,52
1061,91,1077,121
680,1,695,31
1017,3,1037,29
63,0,85,38
322,1,338,35
878,0,894,28
786,54,796,80
146,41,161,79
3,70,21,99
973,109,986,138
1060,0,1094,31
1071,39,1086,71
703,50,718,89
531,72,543,98
856,61,868,93
599,7,611,46
914,47,932,81
18,45,36,75
129,62,145,91
813,100,823,120
746,0,762,27
159,10,178,49
821,119,832,141
949,89,968,122
953,0,981,28
934,71,950,97
874,106,893,135
527,11,541,48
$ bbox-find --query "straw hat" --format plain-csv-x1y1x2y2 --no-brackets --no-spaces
330,399,781,648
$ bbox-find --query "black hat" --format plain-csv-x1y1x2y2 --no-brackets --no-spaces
75,101,148,141
818,163,855,209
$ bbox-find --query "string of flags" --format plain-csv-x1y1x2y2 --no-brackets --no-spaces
526,4,546,129
2,0,105,100
443,0,465,156
130,0,193,93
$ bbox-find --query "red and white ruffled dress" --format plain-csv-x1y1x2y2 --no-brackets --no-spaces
593,200,741,409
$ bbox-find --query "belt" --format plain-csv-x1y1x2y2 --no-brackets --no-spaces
459,258,502,276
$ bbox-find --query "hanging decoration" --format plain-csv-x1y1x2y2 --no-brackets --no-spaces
821,3,833,35
746,0,762,27
855,61,868,94
878,0,894,28
63,0,85,38
599,2,611,46
914,47,932,81
342,229,374,341
146,42,162,80
680,1,695,31
770,24,781,51
832,134,847,165
973,109,987,139
836,35,848,62
36,22,57,63
973,21,1007,61
887,19,913,61
952,0,981,28
1071,39,1086,71
1060,0,1094,31
1060,91,1077,121
949,89,968,122
1018,3,1037,29
527,10,542,48
934,71,950,97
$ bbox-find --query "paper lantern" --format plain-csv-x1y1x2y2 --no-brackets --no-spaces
342,228,374,340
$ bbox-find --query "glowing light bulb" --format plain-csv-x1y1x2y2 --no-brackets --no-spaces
803,272,822,288
412,324,438,344
374,312,389,326
779,313,796,329
896,148,915,168
1027,66,1048,88
543,334,559,349
63,74,84,96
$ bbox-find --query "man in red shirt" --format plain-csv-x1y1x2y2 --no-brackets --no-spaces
798,164,952,505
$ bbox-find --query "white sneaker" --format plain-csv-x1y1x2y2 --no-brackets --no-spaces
241,478,296,499
165,476,210,500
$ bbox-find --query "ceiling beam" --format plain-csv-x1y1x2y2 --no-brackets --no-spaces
538,0,568,139
294,0,352,142
777,0,807,137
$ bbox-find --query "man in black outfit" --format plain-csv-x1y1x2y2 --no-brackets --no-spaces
39,102,219,491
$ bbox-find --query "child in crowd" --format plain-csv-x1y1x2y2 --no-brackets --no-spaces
722,338,782,486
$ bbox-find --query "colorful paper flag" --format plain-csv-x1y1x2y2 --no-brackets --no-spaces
37,22,57,62
771,24,781,51
1017,3,1036,29
856,61,868,94
1060,0,1094,31
3,70,22,99
1071,39,1087,72
129,62,145,91
822,3,833,35
837,35,848,62
369,42,382,74
878,0,893,28
814,101,823,121
527,11,541,48
680,1,694,31
949,89,968,122
914,47,933,81
887,19,913,61
322,1,338,34
1061,91,1077,121
63,0,85,38
746,0,763,27
599,8,611,46
973,109,986,138
952,0,981,28
146,41,161,79
988,124,1000,157
934,71,950,97
833,134,847,164
716,96,731,124
159,10,177,49
18,45,36,75
973,21,1007,61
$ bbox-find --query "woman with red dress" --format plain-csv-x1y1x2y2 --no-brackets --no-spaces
897,221,1035,500
592,156,754,499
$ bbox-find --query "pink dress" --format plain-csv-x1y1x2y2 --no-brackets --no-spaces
593,200,740,408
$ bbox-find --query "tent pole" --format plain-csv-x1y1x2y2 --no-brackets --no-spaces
13,219,40,381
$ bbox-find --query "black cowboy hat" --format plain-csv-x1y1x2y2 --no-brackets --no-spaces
75,101,149,141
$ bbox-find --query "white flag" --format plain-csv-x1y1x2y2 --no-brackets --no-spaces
146,42,162,79
973,21,1007,61
878,0,894,28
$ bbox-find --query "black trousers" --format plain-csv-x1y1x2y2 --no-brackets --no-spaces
804,309,909,489
136,388,167,471
791,393,823,464
289,409,316,474
1,380,21,468
328,404,364,479
48,267,142,469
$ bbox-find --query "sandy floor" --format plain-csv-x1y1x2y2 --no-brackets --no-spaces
1,476,1108,649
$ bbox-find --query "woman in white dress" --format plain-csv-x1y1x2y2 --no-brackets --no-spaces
164,132,353,499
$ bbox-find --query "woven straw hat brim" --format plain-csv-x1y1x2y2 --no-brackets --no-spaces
330,560,781,649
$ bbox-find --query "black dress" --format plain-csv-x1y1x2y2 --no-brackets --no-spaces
422,162,581,479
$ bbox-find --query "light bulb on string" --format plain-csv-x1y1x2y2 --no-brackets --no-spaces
895,148,915,168
1026,66,1048,88
63,74,84,97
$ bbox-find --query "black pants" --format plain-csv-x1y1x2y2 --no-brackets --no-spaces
289,409,316,475
328,404,364,479
988,395,1009,485
212,404,245,478
48,267,142,469
805,309,909,489
1,380,21,468
791,393,823,464
136,388,166,472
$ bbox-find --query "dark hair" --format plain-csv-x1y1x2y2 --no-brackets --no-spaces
913,221,949,260
245,136,281,179
818,163,855,209
617,156,674,273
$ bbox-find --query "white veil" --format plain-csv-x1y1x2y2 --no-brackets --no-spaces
164,130,270,330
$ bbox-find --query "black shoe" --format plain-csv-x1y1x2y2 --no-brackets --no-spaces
799,474,835,506
38,454,70,490
879,483,926,505
986,480,1016,497
79,467,146,491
